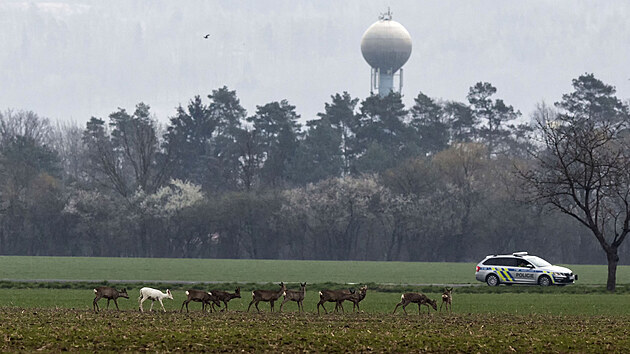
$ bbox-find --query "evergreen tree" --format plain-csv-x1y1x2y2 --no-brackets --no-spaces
247,100,301,187
409,92,449,155
354,93,414,173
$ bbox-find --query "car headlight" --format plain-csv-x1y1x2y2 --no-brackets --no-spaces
553,272,566,277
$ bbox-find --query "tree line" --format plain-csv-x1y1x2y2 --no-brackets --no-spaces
1,74,629,276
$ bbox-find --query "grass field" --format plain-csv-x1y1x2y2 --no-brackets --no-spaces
2,256,630,352
1,288,630,316
2,255,630,285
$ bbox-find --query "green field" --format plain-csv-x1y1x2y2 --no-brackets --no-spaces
1,288,630,316
2,255,629,285
2,256,630,352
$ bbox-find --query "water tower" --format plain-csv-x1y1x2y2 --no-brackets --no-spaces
360,9,412,96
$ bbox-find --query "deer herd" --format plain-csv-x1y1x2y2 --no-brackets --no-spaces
92,284,453,315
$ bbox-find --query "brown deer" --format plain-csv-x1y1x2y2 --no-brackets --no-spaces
393,292,437,315
345,285,368,312
279,282,306,312
209,287,241,312
93,286,129,312
440,287,453,313
180,289,221,313
247,282,286,312
317,288,356,314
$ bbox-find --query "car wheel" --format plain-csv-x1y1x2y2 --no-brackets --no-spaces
486,274,500,286
538,275,551,287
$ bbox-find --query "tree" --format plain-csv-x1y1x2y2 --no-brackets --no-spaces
316,92,359,175
409,92,449,155
163,95,215,186
432,143,489,260
0,110,63,254
442,101,476,143
467,82,521,156
163,87,246,191
354,93,414,173
109,103,163,193
83,103,165,198
247,100,301,187
293,116,343,184
521,74,630,291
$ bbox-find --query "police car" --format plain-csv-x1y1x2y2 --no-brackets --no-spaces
475,252,577,286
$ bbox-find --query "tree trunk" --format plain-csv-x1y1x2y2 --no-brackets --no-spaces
606,248,619,292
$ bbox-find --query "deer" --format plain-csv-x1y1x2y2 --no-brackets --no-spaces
138,287,173,312
317,288,357,314
279,282,306,312
208,287,241,312
247,282,286,312
393,292,438,315
440,287,453,313
93,286,129,312
345,285,368,312
180,289,221,313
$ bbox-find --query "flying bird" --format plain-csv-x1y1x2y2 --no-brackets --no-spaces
204,34,210,39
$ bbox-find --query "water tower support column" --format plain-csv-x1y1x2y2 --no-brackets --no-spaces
378,69,394,96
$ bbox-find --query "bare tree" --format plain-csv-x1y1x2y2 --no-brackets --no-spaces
520,74,630,291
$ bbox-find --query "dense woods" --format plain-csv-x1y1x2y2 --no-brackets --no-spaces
1,74,629,266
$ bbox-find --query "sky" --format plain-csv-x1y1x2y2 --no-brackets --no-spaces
1,0,629,126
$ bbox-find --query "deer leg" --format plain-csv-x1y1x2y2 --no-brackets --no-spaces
402,302,409,315
159,299,166,312
393,302,402,314
93,296,101,312
139,297,146,312
150,300,155,312
180,300,187,313
255,301,261,312
439,301,444,312
247,300,254,312
317,301,327,315
270,300,275,312
106,299,110,309
113,298,119,310
338,301,345,314
222,301,229,312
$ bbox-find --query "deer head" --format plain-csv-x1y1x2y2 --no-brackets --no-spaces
428,298,437,311
119,288,129,299
166,289,173,299
235,287,241,298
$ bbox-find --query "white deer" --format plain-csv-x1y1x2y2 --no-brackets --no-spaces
138,287,173,312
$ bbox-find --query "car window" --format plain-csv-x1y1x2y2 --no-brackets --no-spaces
527,256,552,267
483,258,500,266
502,258,519,267
516,259,532,268
483,257,517,266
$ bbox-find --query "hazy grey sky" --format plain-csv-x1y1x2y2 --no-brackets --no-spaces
1,0,629,125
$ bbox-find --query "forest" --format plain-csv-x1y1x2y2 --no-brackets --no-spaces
1,73,629,265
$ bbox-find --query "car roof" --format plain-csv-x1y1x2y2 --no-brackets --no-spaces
484,252,532,258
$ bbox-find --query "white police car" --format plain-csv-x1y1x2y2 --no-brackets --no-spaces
475,252,577,286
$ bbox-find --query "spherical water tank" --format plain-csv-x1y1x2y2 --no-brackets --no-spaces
361,18,412,73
